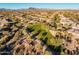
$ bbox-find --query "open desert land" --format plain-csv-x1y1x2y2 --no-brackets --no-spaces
0,8,79,55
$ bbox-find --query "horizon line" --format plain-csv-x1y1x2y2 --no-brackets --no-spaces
1,7,79,10
0,3,79,9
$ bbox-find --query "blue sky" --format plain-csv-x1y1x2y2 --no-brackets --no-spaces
0,3,79,9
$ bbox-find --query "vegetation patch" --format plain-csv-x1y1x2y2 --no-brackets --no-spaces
27,23,63,47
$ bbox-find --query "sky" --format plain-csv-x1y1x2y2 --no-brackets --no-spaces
0,3,79,9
